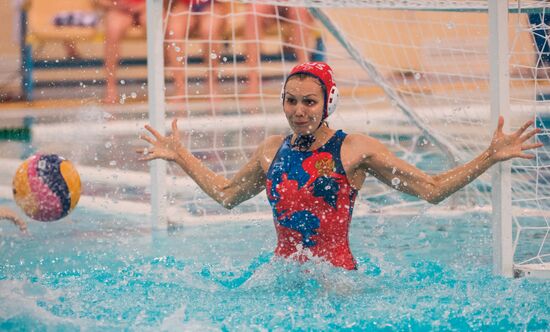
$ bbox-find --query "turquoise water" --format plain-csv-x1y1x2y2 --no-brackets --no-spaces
0,113,548,330
1,205,548,330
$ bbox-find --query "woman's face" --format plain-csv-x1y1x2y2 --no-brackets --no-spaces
283,76,325,135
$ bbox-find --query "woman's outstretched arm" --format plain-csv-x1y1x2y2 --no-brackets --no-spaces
356,117,543,204
138,119,267,209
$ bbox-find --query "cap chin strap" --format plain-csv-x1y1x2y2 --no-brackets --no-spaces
291,121,326,152
291,134,316,152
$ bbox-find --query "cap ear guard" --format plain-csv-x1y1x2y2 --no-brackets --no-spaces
325,85,339,118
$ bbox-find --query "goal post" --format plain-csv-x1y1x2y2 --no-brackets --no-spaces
146,0,167,230
489,0,513,277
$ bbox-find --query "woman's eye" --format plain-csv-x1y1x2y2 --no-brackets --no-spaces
305,99,316,106
286,97,296,104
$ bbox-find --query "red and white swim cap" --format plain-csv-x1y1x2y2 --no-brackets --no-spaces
283,62,339,120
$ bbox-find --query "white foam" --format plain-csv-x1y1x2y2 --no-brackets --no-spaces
0,279,98,328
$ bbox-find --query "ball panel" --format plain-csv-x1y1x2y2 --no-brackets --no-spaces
13,159,41,219
60,160,81,212
37,155,71,218
27,155,63,221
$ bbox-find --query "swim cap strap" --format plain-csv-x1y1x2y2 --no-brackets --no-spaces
291,134,316,152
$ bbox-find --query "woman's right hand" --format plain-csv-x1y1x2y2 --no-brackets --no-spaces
138,119,183,162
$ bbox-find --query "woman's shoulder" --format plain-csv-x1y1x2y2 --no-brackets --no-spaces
261,134,287,148
255,135,287,169
252,135,286,158
342,132,386,154
342,132,376,144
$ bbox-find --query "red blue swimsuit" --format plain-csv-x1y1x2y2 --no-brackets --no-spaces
266,130,358,270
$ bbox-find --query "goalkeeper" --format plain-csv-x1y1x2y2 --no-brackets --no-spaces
138,62,543,270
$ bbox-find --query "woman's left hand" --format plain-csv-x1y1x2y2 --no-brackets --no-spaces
488,116,544,162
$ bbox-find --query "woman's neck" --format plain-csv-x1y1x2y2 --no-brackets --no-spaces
292,125,335,151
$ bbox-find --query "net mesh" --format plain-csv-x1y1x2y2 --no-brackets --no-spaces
233,0,548,11
159,1,550,271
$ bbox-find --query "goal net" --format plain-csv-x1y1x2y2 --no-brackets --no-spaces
150,0,550,277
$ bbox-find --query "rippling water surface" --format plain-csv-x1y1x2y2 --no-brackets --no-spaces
1,207,549,330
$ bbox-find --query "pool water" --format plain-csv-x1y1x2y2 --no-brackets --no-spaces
1,205,548,330
0,108,548,330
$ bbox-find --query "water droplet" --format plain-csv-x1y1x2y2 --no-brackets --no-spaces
391,177,401,186
210,52,217,60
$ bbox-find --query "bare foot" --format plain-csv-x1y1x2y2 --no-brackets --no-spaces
64,42,81,60
102,96,119,105
66,48,81,60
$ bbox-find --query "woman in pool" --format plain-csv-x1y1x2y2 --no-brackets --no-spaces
138,62,543,270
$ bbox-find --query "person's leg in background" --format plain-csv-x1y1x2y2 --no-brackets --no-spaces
197,1,228,102
103,8,134,104
283,7,312,64
166,0,198,104
243,4,274,97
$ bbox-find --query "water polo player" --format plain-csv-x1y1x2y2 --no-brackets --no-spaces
138,62,543,270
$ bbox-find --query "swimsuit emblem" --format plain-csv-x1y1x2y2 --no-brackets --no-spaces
314,158,335,177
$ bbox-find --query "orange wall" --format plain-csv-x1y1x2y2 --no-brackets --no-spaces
0,2,20,60
0,4,539,95
323,8,536,75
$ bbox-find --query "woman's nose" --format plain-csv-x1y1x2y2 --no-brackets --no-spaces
294,103,306,116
